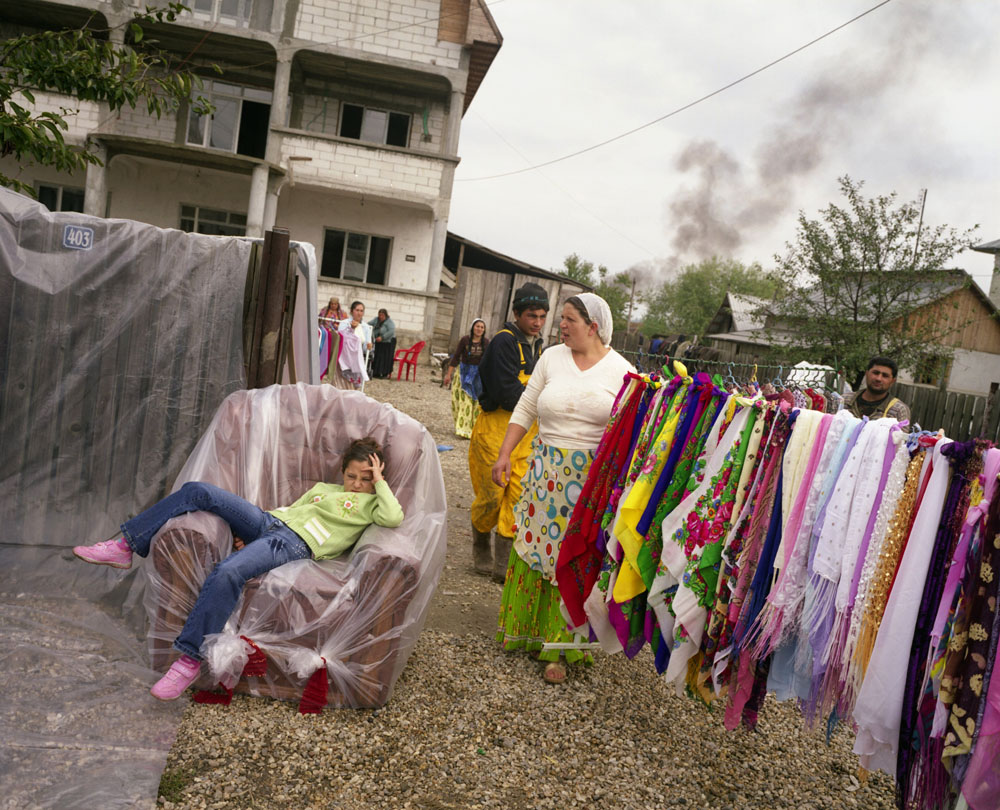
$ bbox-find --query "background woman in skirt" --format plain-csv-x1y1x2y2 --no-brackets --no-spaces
443,318,489,438
368,308,396,378
491,294,634,683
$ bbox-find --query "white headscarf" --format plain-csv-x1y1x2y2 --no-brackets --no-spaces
575,292,614,346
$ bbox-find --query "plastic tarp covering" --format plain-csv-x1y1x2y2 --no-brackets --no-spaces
145,383,447,709
0,188,250,809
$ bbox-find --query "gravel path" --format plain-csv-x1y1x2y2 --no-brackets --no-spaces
158,378,897,810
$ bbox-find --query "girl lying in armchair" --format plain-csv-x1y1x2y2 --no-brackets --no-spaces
73,436,403,701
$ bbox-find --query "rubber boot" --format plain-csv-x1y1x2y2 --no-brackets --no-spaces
493,535,514,585
472,527,493,575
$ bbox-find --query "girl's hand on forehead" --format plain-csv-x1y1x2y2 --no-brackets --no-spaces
367,453,384,483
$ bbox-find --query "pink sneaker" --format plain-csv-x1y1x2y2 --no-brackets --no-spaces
73,536,132,569
151,656,202,701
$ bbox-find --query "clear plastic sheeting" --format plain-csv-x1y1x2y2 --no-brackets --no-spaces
0,592,186,810
0,188,250,809
143,383,448,708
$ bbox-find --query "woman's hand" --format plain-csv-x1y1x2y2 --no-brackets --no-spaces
367,453,385,483
443,368,453,385
491,453,512,487
233,537,245,550
376,336,382,342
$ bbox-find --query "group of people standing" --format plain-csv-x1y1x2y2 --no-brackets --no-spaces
319,296,398,381
457,283,634,684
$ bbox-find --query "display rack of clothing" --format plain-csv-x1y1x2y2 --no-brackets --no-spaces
557,359,999,810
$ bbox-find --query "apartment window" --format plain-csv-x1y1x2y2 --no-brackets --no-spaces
179,205,247,236
321,229,390,285
37,183,84,213
190,0,253,27
187,81,271,158
339,104,410,148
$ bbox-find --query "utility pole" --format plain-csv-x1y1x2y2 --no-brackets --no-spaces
912,188,928,266
626,274,637,329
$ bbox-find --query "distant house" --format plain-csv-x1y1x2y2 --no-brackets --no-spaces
702,269,1000,395
436,232,590,352
703,292,772,361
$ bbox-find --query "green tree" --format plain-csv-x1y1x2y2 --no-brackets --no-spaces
0,3,211,195
556,254,634,333
643,256,778,336
765,176,978,386
559,253,598,286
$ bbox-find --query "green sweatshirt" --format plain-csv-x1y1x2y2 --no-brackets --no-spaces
268,480,404,560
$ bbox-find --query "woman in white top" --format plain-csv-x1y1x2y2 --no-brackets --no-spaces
338,300,374,389
492,292,634,683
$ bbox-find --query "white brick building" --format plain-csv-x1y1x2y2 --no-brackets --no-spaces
0,0,502,343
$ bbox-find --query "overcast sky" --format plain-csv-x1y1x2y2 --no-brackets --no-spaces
448,0,999,294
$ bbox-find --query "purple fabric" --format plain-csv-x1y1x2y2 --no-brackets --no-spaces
896,440,978,806
961,597,1000,808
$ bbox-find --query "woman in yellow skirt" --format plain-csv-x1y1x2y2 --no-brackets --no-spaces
492,294,635,683
443,318,488,439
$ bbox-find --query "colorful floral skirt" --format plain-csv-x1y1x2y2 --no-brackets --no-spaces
497,443,596,664
512,444,594,581
450,372,481,439
496,549,594,664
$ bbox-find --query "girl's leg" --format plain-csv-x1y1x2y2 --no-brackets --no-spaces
121,482,270,557
172,519,310,660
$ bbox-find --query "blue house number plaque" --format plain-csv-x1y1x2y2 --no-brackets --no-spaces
63,224,94,250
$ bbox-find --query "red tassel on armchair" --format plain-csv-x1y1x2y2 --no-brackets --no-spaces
298,658,328,714
241,636,267,678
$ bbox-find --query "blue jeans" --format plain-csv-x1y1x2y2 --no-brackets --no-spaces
121,482,311,660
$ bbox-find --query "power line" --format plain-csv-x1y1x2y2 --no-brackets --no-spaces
469,110,658,258
456,0,895,183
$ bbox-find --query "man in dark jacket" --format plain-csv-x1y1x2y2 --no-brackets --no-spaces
468,282,549,581
844,356,911,424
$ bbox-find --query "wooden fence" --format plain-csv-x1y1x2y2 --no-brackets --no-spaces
891,381,999,443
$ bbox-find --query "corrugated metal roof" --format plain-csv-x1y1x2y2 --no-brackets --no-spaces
973,238,1000,254
727,293,768,331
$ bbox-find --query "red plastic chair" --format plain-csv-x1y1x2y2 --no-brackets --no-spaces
393,340,426,381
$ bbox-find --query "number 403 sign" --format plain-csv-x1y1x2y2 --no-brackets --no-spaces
62,224,94,250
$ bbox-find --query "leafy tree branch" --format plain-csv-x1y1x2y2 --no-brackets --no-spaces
0,3,214,195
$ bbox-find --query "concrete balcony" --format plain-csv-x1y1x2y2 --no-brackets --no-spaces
277,129,457,206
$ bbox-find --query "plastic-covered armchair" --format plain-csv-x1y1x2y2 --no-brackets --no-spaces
144,383,447,708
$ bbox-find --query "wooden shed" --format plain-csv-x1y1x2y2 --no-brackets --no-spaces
438,232,590,353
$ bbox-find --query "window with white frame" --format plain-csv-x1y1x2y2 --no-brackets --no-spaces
37,183,84,213
190,0,253,27
187,80,271,158
321,229,391,285
339,103,411,148
179,205,247,236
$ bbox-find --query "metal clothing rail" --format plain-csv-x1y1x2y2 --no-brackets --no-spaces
619,351,846,392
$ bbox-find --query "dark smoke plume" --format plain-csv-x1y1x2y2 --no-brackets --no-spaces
664,0,967,264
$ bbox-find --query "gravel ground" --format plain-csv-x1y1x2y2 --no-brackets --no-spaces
158,377,897,810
